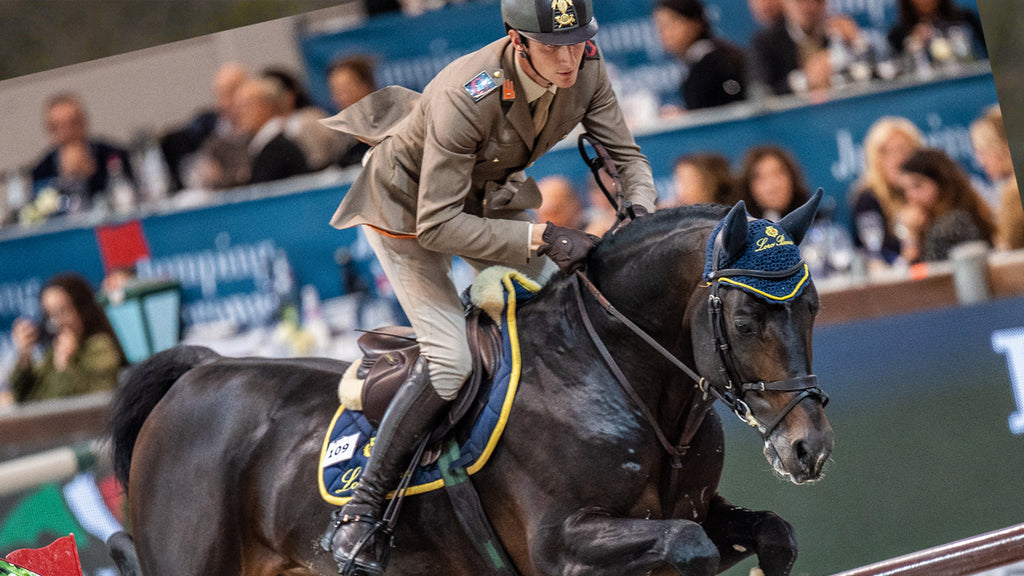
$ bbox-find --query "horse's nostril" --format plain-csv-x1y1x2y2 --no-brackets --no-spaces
793,439,811,469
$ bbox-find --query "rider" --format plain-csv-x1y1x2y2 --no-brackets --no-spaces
320,0,658,573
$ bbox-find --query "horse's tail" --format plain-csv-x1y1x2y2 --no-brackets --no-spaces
109,345,220,490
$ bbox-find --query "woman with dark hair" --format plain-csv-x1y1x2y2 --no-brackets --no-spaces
895,148,996,262
738,145,811,221
9,273,127,403
887,0,986,61
653,0,747,110
667,152,737,207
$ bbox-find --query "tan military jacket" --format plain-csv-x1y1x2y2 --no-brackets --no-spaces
323,37,657,264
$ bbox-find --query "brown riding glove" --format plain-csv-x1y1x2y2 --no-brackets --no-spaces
538,223,599,274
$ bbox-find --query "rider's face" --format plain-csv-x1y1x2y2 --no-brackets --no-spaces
514,33,586,89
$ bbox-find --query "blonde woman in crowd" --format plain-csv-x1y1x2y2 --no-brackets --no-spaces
995,178,1024,250
849,116,925,263
970,105,1015,211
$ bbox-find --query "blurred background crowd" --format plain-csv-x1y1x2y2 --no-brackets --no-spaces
2,3,1024,575
0,0,1019,395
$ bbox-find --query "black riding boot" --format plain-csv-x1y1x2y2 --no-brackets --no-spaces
322,357,447,575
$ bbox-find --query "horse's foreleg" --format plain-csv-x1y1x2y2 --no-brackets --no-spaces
702,495,797,576
541,508,719,576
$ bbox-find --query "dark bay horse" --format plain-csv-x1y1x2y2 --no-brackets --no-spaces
109,198,833,576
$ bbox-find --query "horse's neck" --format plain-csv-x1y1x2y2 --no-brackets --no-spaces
575,223,713,434
534,269,703,441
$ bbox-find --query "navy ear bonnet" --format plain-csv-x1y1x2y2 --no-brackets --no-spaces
702,217,811,302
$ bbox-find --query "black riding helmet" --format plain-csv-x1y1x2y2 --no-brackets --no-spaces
502,0,599,45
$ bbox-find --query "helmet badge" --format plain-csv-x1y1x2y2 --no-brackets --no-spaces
552,0,578,29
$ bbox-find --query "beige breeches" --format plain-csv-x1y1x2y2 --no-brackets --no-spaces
364,229,557,400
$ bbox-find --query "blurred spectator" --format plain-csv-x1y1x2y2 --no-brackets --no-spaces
748,0,784,29
234,77,310,185
887,0,986,66
583,171,620,237
653,0,747,110
161,62,249,191
749,0,870,96
738,145,811,221
535,175,586,229
849,116,924,263
30,93,134,214
969,104,1014,210
326,55,376,167
666,152,737,207
8,273,128,403
261,67,346,172
895,148,995,262
995,178,1024,251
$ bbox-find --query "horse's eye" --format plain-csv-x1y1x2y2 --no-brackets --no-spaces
734,317,755,334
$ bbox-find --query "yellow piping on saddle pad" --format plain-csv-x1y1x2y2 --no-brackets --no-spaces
317,269,540,505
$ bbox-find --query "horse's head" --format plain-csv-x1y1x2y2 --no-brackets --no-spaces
583,195,833,484
686,192,834,484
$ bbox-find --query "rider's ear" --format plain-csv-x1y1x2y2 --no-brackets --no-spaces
777,188,823,245
720,200,749,263
509,30,525,54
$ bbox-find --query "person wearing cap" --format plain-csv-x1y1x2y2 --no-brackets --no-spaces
318,0,657,573
653,0,747,110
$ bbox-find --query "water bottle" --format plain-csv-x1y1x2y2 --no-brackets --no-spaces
106,156,137,214
301,284,331,355
132,132,171,205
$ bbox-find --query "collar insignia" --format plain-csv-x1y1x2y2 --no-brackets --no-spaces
502,78,516,101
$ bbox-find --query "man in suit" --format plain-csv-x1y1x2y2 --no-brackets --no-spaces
749,0,865,95
31,93,134,214
234,77,309,184
320,0,657,572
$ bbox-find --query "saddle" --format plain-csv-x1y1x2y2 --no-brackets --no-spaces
341,307,502,443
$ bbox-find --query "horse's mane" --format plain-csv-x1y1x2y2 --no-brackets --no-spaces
593,203,730,260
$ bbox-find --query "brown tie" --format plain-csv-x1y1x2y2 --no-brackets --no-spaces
531,90,554,136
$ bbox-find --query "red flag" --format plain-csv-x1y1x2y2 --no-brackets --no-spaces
5,534,83,576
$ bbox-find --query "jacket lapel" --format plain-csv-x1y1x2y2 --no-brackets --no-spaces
501,45,536,151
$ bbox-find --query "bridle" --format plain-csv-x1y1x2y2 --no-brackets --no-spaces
572,131,827,455
571,226,829,467
705,227,829,438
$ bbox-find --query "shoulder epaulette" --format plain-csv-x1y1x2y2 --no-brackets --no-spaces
463,69,503,102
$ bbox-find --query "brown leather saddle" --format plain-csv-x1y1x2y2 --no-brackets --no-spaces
354,307,502,441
